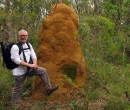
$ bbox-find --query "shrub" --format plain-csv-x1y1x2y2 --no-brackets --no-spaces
0,66,13,101
79,16,127,65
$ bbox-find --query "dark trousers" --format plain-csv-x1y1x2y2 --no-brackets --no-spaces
11,67,52,107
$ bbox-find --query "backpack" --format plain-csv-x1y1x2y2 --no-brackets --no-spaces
0,42,30,69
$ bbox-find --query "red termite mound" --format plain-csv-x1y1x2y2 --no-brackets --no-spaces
32,3,86,100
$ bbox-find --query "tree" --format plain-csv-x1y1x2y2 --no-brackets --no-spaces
1,0,11,42
0,0,50,44
93,0,99,15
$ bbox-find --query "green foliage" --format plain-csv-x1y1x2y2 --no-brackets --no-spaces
0,10,6,26
22,77,33,98
104,97,130,110
63,0,69,5
79,16,128,65
0,66,13,100
30,94,87,110
104,0,129,24
51,0,69,5
0,58,34,108
0,104,5,110
85,59,130,109
79,15,130,109
30,100,47,110
0,0,43,49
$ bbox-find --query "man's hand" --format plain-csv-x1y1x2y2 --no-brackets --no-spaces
29,64,38,70
20,58,38,70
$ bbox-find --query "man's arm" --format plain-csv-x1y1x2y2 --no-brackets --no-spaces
33,58,37,65
29,43,38,69
32,58,38,70
11,45,22,65
20,60,32,67
20,58,38,68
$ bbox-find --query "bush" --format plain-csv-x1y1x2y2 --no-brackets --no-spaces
0,66,13,101
79,16,127,65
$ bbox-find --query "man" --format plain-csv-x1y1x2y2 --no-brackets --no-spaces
10,29,58,108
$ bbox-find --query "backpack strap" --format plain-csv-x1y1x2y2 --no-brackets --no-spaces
26,42,31,50
21,45,27,62
15,42,30,55
18,42,33,64
15,42,22,55
26,43,33,64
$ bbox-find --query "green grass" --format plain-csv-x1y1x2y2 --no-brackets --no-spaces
0,66,13,100
28,58,130,110
0,59,34,109
0,56,130,109
86,58,130,109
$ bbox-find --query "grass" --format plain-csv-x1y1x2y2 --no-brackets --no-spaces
0,57,130,110
0,66,13,100
0,50,130,110
0,59,34,109
29,100,47,110
86,57,130,109
28,58,130,110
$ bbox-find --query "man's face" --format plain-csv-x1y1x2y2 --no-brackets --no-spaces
19,31,28,44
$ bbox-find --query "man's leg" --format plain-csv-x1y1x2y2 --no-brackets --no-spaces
11,74,26,108
36,67,52,90
36,67,58,95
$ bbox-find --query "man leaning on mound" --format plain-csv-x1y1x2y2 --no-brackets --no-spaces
10,29,58,108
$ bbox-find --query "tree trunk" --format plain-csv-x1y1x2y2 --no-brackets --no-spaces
2,0,11,42
126,4,130,25
93,0,99,15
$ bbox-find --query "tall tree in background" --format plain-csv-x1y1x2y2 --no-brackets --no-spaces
0,0,50,44
104,0,125,25
126,0,130,25
1,0,11,42
93,0,99,15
